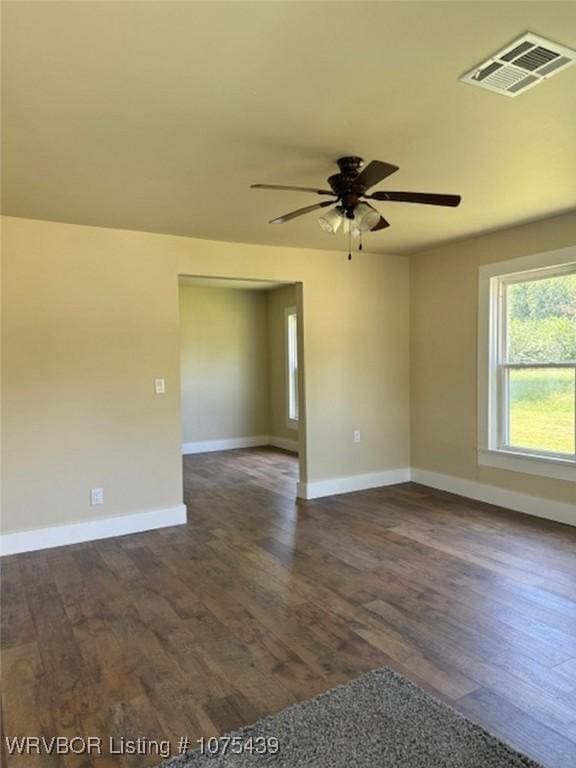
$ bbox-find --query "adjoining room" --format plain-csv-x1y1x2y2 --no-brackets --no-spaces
179,276,303,499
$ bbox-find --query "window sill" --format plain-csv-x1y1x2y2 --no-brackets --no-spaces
478,448,576,482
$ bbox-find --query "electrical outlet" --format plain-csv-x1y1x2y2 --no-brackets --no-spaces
90,487,104,505
353,430,361,443
155,378,166,394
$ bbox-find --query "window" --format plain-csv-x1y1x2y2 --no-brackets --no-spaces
478,247,576,481
286,307,299,426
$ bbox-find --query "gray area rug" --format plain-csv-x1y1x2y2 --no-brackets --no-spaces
163,667,541,767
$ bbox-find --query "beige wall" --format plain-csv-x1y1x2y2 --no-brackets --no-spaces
3,211,572,538
410,210,576,508
179,284,270,444
1,218,183,534
1,216,410,534
266,284,298,443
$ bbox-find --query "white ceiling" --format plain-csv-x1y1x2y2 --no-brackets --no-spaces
2,1,575,254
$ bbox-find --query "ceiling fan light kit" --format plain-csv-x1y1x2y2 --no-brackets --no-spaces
251,156,461,258
354,202,381,233
317,203,378,236
318,206,345,234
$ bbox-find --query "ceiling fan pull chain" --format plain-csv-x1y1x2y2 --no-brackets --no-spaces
348,227,352,261
359,231,363,252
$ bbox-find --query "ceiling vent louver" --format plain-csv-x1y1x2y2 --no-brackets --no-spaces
460,33,576,97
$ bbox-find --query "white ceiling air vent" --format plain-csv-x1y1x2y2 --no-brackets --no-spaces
460,33,576,97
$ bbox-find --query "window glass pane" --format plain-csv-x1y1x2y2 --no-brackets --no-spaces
287,312,298,421
508,367,575,455
507,273,576,363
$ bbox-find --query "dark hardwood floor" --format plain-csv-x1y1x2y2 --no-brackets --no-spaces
2,447,576,767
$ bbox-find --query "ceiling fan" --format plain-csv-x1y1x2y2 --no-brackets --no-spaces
251,156,461,255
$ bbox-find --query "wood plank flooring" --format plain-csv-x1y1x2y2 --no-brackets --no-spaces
1,447,576,767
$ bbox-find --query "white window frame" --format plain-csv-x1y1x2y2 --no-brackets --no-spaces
285,306,299,429
478,245,576,482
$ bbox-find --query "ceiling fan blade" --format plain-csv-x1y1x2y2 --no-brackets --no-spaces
269,200,336,224
356,160,399,190
368,191,461,207
252,184,334,196
371,215,390,231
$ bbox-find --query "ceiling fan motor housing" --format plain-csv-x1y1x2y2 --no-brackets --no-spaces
329,156,367,216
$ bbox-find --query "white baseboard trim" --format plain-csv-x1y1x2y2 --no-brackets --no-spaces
182,435,299,455
0,504,187,557
411,469,575,528
298,468,411,500
182,436,269,454
3,467,571,557
297,466,574,527
269,436,299,453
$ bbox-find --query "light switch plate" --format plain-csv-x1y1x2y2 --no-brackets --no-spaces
155,378,166,394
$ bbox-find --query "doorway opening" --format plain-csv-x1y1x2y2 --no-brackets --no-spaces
177,275,306,499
